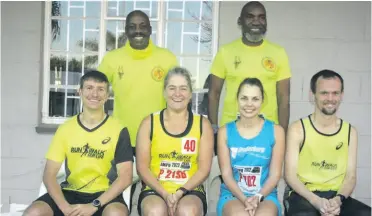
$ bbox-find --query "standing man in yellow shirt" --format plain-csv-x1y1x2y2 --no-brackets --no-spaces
208,1,291,154
98,10,178,154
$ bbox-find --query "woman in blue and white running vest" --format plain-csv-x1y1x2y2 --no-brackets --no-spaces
217,77,285,216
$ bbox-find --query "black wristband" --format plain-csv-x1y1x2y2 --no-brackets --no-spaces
177,187,189,196
336,194,346,204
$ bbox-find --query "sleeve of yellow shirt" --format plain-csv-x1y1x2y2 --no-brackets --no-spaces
276,48,292,81
46,126,67,163
210,48,227,79
97,54,114,83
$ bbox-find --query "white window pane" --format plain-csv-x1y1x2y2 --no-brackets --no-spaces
70,7,84,17
69,20,84,52
183,35,199,55
51,19,66,51
51,1,100,17
50,53,67,85
107,0,158,18
84,31,100,52
165,22,182,55
86,19,100,30
199,57,212,88
168,1,183,10
67,55,83,85
66,98,81,117
85,1,101,17
48,90,66,117
83,55,99,71
179,57,198,82
70,1,84,7
201,1,213,20
184,1,201,20
106,21,127,51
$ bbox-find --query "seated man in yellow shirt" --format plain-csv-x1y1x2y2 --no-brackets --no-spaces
97,10,178,155
23,71,133,216
285,70,371,216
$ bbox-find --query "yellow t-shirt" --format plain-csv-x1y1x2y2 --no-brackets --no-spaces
211,38,291,126
145,110,204,194
46,115,133,193
98,40,178,147
297,115,350,192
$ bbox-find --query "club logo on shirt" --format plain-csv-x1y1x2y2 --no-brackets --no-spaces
102,137,111,145
234,56,241,69
335,142,343,150
117,66,124,79
70,143,106,159
158,150,192,162
311,160,337,170
151,66,165,82
262,57,276,72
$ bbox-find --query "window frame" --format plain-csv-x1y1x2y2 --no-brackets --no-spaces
41,0,219,125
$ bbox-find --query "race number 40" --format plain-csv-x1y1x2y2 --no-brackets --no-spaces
181,138,197,154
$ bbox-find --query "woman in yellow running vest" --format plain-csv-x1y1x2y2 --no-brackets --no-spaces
136,67,214,216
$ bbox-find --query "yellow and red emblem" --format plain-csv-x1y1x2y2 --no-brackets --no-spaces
262,57,277,72
151,66,165,81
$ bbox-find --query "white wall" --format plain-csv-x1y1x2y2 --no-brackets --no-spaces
1,1,370,215
1,1,53,211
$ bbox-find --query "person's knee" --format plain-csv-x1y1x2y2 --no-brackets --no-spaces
102,202,128,216
142,202,167,216
23,202,52,216
223,209,248,216
176,202,203,216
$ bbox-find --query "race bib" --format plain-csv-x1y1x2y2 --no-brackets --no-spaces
235,166,262,194
181,138,197,154
158,161,191,184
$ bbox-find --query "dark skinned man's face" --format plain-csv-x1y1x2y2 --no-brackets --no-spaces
239,5,267,43
125,14,152,50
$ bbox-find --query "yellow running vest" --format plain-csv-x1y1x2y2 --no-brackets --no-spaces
145,110,204,193
297,115,350,192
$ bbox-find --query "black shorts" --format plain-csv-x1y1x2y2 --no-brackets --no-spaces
137,189,207,216
35,189,128,216
286,190,371,216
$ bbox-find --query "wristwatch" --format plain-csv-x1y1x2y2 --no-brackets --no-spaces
92,199,102,209
336,194,346,204
176,187,189,196
255,193,265,202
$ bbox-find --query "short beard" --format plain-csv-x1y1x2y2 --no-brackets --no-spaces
321,108,337,115
244,32,265,43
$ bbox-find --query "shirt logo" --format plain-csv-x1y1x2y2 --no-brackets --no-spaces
151,66,165,82
234,56,241,69
118,66,124,79
262,57,276,72
230,146,266,158
336,142,343,150
70,143,106,159
102,137,111,145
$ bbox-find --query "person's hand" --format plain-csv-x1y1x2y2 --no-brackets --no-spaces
68,203,98,216
244,196,258,216
170,190,184,215
59,203,74,216
165,193,176,216
324,197,341,216
311,197,332,215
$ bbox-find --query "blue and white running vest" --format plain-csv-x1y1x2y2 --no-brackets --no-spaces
219,118,277,197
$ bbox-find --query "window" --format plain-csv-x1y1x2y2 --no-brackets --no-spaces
42,0,219,124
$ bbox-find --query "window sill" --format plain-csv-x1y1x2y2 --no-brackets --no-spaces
35,124,59,134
